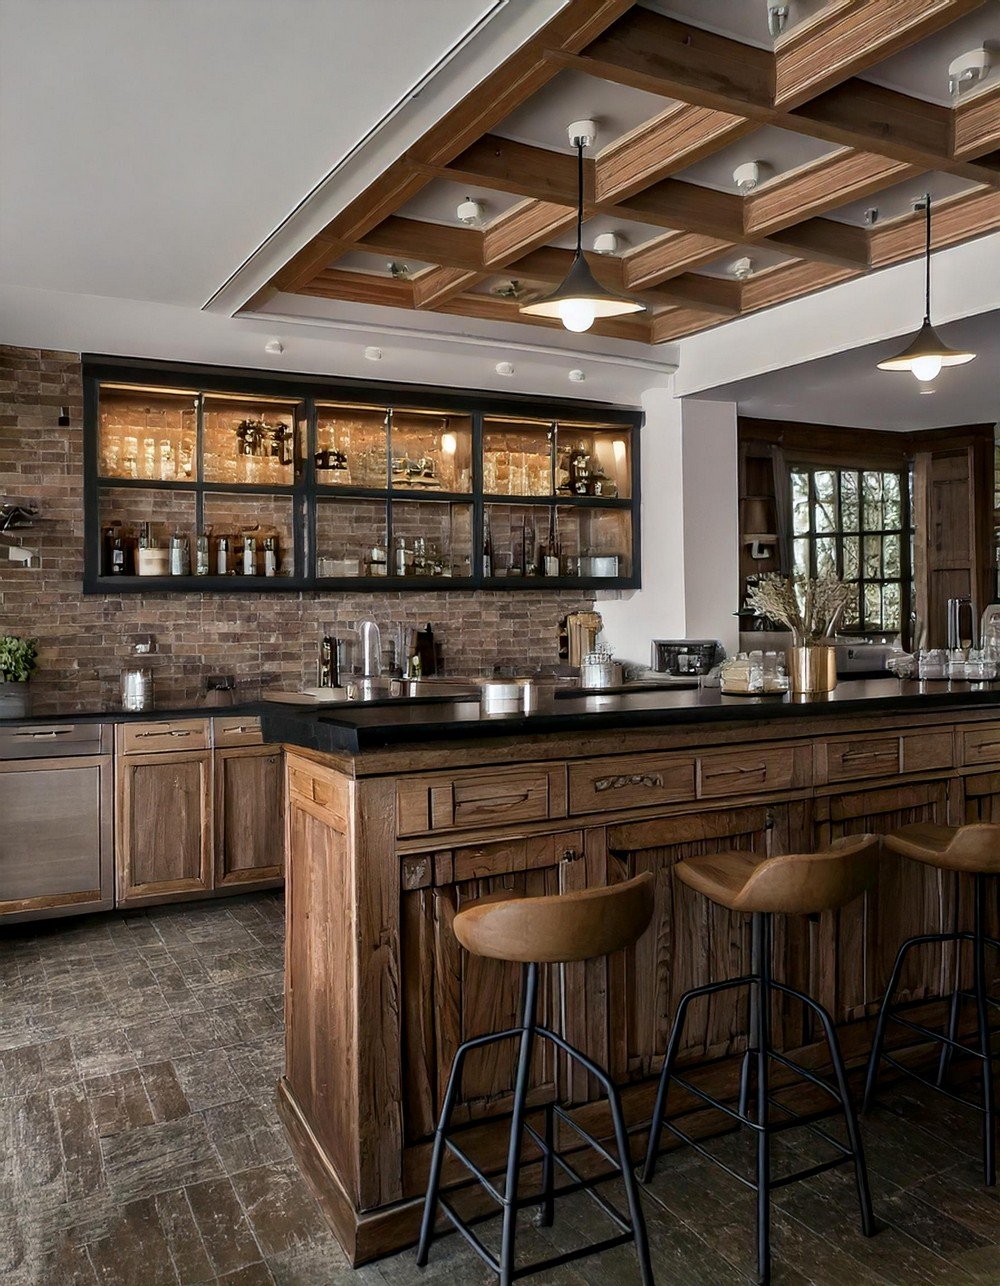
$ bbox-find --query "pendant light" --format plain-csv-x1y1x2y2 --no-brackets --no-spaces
877,192,976,381
520,120,645,334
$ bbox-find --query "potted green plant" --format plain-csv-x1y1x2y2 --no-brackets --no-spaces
0,636,38,716
746,573,850,695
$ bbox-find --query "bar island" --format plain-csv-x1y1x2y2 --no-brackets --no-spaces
262,681,1000,1265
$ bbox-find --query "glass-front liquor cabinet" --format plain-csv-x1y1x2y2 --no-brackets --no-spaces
83,360,640,592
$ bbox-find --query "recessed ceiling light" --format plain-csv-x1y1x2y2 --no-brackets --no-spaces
495,361,515,377
568,369,585,382
264,338,284,355
363,346,382,362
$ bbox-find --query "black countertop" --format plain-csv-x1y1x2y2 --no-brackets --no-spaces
259,678,1000,756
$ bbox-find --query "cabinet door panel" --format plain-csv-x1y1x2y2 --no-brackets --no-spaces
605,805,780,1081
814,779,952,1022
117,751,211,903
215,746,284,887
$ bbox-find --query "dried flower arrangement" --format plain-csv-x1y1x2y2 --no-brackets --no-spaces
746,573,851,646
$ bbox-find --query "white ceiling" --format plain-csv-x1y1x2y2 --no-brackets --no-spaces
397,179,522,228
698,244,797,278
688,309,1000,430
640,0,832,49
0,0,498,307
828,172,985,226
495,68,671,154
677,125,839,193
861,4,1000,105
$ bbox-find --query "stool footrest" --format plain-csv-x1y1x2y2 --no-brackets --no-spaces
888,1011,991,1058
881,1052,989,1114
769,1153,853,1190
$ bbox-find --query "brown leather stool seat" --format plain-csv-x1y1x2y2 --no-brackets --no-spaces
865,823,1000,1186
417,875,655,1286
675,833,879,915
642,837,880,1286
884,822,1000,874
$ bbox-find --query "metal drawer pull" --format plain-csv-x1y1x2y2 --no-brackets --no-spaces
224,725,254,734
707,763,767,777
14,728,74,738
841,748,896,762
136,729,192,739
594,773,664,792
469,792,532,810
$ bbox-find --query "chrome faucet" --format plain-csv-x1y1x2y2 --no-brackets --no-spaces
358,619,382,680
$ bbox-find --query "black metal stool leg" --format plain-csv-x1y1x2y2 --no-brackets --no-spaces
537,1101,555,1228
973,875,997,1187
641,989,695,1183
937,985,963,1087
499,963,540,1286
753,913,772,1286
863,935,922,1112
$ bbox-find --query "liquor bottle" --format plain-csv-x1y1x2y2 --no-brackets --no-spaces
216,535,230,576
169,532,190,576
263,536,278,577
483,512,493,578
242,534,257,576
194,533,210,576
107,527,129,575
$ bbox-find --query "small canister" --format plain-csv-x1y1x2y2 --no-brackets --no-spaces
263,536,278,577
216,535,230,576
242,535,257,576
168,533,190,576
194,533,210,576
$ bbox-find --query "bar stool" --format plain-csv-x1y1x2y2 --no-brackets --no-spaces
863,823,1000,1186
641,835,880,1286
416,873,655,1285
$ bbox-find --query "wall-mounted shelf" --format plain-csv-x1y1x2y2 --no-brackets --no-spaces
82,357,642,594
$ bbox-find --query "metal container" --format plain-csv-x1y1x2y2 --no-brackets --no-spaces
478,678,537,715
579,554,620,578
579,658,623,689
789,646,837,695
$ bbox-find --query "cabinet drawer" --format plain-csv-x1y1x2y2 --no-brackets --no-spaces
397,765,564,837
901,730,953,775
119,719,209,754
0,722,109,759
825,737,901,783
213,716,264,747
963,726,1000,767
697,746,802,798
568,753,695,815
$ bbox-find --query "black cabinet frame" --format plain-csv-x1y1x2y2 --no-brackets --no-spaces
82,355,642,594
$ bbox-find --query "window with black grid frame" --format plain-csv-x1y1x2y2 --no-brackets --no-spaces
790,466,913,634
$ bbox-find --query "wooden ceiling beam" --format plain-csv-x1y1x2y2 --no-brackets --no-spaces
423,134,590,207
622,232,735,290
270,235,350,294
436,292,651,343
356,216,484,272
612,179,745,242
650,307,728,344
738,260,859,312
744,151,921,237
299,269,415,308
785,79,999,186
773,0,985,109
953,85,1000,161
558,11,773,116
595,104,755,204
756,218,869,270
868,187,1000,268
482,200,578,267
412,267,484,309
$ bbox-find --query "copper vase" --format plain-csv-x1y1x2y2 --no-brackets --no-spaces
789,645,837,695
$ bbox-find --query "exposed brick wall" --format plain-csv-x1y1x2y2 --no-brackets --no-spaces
0,346,593,715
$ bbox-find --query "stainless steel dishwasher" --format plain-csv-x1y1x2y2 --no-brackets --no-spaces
0,721,114,922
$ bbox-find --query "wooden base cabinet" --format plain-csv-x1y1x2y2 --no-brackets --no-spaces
277,712,1000,1267
116,717,283,907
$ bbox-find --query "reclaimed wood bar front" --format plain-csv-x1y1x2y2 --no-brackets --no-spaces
263,687,1000,1265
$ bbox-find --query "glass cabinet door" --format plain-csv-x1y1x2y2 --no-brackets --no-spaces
390,500,473,580
555,423,632,499
482,417,554,497
98,386,198,481
202,394,300,487
315,403,388,489
391,410,473,494
315,498,389,579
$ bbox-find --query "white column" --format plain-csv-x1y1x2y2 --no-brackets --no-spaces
599,386,740,663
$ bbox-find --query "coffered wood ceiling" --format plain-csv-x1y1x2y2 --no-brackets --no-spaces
262,0,1000,346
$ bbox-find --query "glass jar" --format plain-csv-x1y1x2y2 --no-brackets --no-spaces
120,665,153,712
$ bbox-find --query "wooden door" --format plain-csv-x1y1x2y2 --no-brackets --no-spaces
814,778,953,1023
398,830,584,1196
117,750,212,904
604,802,802,1082
214,745,284,889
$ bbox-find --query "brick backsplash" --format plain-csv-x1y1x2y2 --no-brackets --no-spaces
0,346,593,714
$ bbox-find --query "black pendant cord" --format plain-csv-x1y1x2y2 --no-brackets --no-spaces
575,139,585,257
924,192,932,324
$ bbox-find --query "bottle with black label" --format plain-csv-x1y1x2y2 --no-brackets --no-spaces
483,511,493,578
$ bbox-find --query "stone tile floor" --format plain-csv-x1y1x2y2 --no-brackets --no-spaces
2,891,1000,1284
